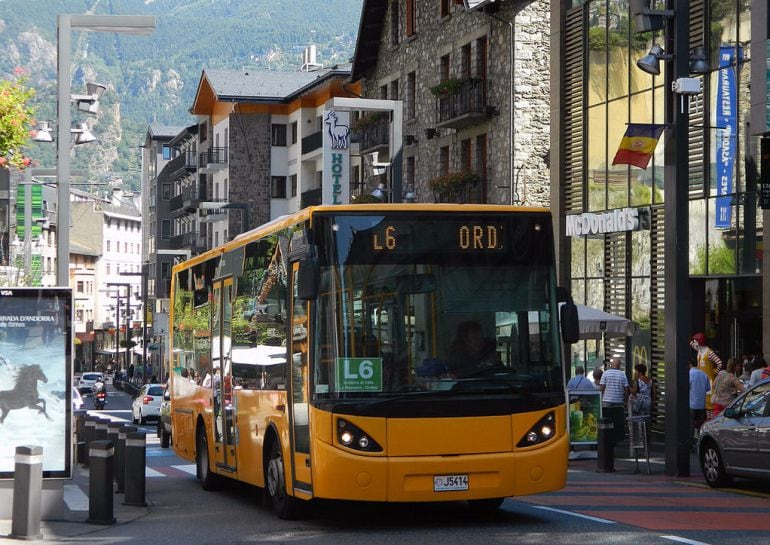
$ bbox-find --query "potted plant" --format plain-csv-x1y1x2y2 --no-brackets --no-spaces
428,170,480,194
352,111,387,129
429,77,465,97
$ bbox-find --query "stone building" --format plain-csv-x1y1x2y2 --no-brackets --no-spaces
350,0,551,205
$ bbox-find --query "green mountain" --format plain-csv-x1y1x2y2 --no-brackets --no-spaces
0,0,363,192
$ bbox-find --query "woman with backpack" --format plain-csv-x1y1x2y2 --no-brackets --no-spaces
711,358,745,415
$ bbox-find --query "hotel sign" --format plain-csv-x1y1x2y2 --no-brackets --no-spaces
322,110,351,205
565,207,650,237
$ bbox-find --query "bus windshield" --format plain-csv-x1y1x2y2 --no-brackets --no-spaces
311,212,563,405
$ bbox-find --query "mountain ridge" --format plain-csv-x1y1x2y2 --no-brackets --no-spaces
0,0,363,192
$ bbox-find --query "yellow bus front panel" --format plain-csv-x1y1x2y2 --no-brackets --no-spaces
309,407,568,502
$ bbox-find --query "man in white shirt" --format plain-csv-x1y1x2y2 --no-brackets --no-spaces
599,357,630,408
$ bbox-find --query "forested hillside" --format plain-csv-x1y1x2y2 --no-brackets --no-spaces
0,0,363,192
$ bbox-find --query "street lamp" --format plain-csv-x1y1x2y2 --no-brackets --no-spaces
106,282,132,376
57,14,155,287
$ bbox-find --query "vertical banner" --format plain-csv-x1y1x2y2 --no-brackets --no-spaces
0,288,72,478
322,109,351,205
715,45,741,229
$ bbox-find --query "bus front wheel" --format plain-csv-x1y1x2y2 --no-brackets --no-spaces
196,427,220,491
266,441,300,519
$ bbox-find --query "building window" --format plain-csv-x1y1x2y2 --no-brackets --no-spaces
460,138,472,171
390,0,400,46
77,281,84,294
162,144,171,160
406,0,416,36
440,0,451,18
439,146,450,176
461,43,472,79
162,183,171,200
199,121,207,142
271,124,287,146
290,174,298,197
390,79,399,101
380,84,388,100
475,134,487,180
291,121,298,144
440,54,450,81
106,240,111,252
271,176,287,199
407,71,416,119
406,156,415,188
161,219,171,239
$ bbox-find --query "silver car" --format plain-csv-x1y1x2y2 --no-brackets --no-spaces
698,379,770,487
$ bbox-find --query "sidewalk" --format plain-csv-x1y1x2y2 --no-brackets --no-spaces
0,461,149,543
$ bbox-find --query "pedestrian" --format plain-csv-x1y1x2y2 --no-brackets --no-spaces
591,367,603,389
749,356,768,387
567,365,595,390
689,357,710,450
738,358,752,385
599,357,629,408
629,363,654,417
711,358,744,415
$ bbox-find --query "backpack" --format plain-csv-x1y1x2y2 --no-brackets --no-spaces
761,367,770,380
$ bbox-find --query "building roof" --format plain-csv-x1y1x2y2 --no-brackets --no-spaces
191,65,353,113
70,240,101,257
147,123,187,140
350,0,387,81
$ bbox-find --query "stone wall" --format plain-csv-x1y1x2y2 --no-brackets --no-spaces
228,113,272,233
358,0,551,207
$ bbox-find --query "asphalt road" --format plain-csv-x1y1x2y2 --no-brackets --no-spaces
40,385,770,545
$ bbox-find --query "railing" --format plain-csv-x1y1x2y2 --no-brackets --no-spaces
170,232,207,251
301,131,323,154
300,188,322,208
169,194,184,213
432,177,485,204
356,115,389,152
435,78,489,128
167,150,198,181
200,147,227,169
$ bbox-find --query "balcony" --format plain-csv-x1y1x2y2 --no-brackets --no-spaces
355,114,389,153
199,147,227,173
169,232,207,252
199,207,228,223
431,175,486,204
168,150,197,181
300,188,322,208
435,78,493,130
301,131,323,155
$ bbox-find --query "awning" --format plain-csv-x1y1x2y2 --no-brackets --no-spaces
560,303,638,339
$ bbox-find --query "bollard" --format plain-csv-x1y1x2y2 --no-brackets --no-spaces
82,416,98,467
86,440,116,525
94,418,110,443
596,417,616,473
123,431,147,507
74,410,87,465
116,425,137,494
106,423,121,484
10,445,43,540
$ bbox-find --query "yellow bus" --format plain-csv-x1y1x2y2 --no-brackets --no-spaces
169,204,578,518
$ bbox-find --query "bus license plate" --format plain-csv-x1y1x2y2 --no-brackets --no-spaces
434,474,469,492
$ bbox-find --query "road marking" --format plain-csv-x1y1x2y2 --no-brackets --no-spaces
530,505,615,524
63,484,88,512
146,467,165,478
661,536,712,545
173,464,197,476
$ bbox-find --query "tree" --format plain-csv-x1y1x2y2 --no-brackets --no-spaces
0,68,35,170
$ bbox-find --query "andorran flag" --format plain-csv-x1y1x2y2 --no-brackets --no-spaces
612,123,665,169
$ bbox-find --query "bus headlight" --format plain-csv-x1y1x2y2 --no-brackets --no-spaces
336,418,383,452
517,411,557,448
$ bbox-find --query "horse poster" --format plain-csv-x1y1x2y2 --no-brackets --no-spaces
0,288,72,478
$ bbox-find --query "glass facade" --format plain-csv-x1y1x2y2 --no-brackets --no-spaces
565,0,762,419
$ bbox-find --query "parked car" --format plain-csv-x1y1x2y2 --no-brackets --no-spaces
698,378,770,487
131,383,165,424
78,372,104,395
72,387,84,410
157,387,172,448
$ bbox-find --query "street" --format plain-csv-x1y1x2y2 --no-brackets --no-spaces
34,384,770,545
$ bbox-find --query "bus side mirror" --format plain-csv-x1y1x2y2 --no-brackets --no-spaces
297,257,319,301
560,300,580,344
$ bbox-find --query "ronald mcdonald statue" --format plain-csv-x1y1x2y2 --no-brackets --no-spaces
689,332,723,414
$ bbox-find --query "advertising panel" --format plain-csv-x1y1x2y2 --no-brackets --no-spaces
568,389,601,445
0,288,72,478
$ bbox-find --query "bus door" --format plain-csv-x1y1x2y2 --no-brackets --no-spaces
212,278,237,472
288,262,312,493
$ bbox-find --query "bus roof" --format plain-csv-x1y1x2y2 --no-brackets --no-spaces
172,203,550,273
